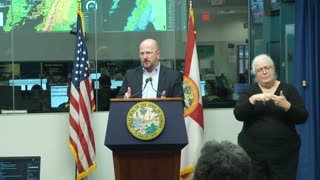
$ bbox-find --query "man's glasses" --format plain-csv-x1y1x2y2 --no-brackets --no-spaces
139,50,159,57
256,65,273,73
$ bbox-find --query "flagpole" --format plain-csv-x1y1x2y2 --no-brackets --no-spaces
75,2,79,179
75,2,80,180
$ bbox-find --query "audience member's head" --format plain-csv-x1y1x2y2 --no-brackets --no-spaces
114,73,124,80
98,75,111,89
30,84,43,97
194,140,251,180
31,84,43,91
204,80,217,96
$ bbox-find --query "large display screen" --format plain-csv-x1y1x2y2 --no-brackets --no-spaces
0,0,187,62
9,78,48,91
0,0,182,32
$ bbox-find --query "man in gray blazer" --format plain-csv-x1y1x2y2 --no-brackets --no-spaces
118,39,184,99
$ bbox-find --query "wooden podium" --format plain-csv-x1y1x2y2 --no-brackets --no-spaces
104,98,188,180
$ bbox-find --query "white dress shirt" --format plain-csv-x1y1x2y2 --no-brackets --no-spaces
142,63,160,98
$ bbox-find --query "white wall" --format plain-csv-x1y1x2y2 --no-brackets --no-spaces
0,109,243,180
0,113,75,179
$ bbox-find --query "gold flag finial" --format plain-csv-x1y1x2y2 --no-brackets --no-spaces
76,0,86,37
77,0,81,10
189,0,194,26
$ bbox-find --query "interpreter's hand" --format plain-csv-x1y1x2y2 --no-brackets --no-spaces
124,87,131,98
249,93,273,105
271,90,291,112
161,91,166,98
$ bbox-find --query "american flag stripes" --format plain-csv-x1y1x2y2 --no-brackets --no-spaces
69,9,96,180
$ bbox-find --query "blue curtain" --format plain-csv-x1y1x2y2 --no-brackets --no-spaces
295,0,320,180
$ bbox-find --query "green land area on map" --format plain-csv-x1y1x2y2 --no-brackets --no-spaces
0,0,166,32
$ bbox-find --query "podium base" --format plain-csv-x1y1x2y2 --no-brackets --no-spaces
113,150,181,180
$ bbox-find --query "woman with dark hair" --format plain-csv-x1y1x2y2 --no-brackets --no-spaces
193,139,251,180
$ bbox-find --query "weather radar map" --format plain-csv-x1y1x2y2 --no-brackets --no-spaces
0,0,168,32
102,0,167,32
0,0,77,32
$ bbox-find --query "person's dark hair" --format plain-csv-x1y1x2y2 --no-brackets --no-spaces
194,140,251,180
30,84,43,97
204,80,216,96
31,84,43,91
114,73,124,80
99,75,111,88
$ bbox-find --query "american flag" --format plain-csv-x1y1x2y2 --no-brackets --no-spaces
69,10,96,180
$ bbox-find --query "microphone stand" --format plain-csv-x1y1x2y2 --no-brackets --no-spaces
149,78,163,97
130,77,151,98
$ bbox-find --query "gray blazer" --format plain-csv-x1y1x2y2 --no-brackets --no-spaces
118,64,184,99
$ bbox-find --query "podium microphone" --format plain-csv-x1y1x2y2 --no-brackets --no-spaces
144,77,152,91
130,77,152,98
149,77,163,97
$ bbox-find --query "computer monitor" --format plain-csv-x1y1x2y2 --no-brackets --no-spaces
0,156,41,179
90,73,101,80
9,79,47,91
111,80,123,89
94,79,123,90
50,85,69,108
200,80,206,96
91,73,101,90
94,80,100,90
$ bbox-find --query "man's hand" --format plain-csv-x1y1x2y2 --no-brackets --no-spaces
124,87,131,98
161,90,166,98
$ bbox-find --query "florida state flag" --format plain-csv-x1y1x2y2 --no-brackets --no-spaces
180,2,204,179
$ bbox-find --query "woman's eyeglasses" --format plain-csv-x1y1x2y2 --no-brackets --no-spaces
256,65,273,73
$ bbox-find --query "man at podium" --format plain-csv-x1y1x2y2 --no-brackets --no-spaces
118,38,184,99
107,39,187,180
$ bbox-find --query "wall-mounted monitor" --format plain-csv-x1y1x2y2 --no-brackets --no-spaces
264,0,281,16
271,0,281,11
0,0,187,62
9,79,47,91
251,0,265,24
0,0,185,32
0,156,41,179
94,79,123,90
